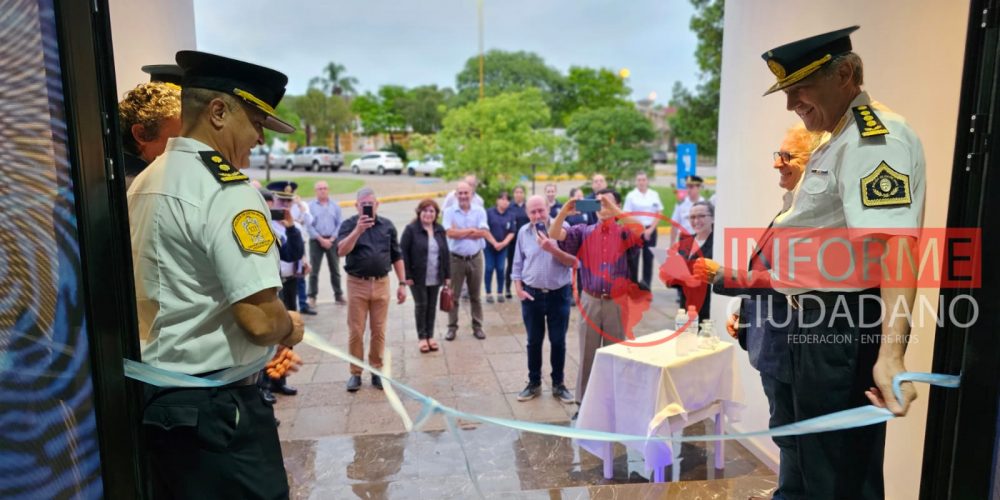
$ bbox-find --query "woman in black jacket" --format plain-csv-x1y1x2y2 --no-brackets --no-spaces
400,199,451,352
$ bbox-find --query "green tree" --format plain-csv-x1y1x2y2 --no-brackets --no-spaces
291,88,353,147
407,132,437,160
567,106,655,188
263,97,304,146
454,50,567,123
668,0,724,156
438,89,558,199
309,61,359,97
351,86,408,144
309,61,359,151
395,85,453,134
558,66,632,125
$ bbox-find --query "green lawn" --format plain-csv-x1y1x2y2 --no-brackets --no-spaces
264,177,364,198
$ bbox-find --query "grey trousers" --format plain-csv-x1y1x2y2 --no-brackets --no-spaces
576,293,625,403
308,239,343,300
448,252,484,332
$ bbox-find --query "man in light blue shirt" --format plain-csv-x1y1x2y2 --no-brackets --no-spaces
443,181,492,340
307,180,345,306
511,195,577,404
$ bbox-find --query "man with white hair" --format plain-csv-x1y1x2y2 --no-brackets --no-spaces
337,187,407,392
444,181,492,340
443,173,485,210
510,195,577,404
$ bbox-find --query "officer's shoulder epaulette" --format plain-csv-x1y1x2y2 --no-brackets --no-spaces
198,150,248,184
852,105,889,138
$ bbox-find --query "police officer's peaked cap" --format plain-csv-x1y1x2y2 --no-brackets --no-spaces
761,26,859,96
141,64,184,86
267,180,298,199
175,50,296,134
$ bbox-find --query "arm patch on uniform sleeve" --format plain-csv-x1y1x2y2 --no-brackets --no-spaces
853,105,889,138
232,210,275,254
861,161,911,207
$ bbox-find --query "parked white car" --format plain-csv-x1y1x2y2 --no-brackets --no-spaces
406,154,445,176
350,151,404,175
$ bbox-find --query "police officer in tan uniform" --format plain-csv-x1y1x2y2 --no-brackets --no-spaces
759,27,925,500
128,50,303,499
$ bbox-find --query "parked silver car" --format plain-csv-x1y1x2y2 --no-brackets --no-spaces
350,151,404,175
290,146,343,172
249,146,269,169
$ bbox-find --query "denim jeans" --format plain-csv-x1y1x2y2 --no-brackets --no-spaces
483,246,507,294
520,284,571,385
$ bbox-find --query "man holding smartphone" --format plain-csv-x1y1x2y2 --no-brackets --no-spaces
510,195,578,404
337,188,407,392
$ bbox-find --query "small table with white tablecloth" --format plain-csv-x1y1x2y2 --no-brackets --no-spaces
575,329,742,482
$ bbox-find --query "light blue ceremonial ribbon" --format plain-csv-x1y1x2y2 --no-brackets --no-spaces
123,346,275,387
294,330,960,443
122,331,961,498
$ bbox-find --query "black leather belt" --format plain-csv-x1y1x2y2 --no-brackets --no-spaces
349,273,388,281
788,288,881,310
451,252,482,261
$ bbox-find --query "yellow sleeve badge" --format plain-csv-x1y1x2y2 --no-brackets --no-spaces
232,210,275,254
861,161,911,207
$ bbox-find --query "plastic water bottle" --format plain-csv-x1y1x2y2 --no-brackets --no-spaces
674,308,689,356
674,308,688,333
687,305,700,338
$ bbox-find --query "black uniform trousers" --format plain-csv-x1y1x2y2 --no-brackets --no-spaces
142,383,288,499
788,289,884,500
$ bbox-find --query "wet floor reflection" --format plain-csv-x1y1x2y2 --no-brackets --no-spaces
282,420,776,499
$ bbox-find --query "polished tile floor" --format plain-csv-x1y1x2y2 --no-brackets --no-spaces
274,278,776,499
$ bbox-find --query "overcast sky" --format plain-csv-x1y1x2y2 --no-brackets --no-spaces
193,0,701,103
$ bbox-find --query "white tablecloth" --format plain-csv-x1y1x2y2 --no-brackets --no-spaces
575,329,742,471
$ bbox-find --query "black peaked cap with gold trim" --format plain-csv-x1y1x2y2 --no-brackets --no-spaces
761,26,859,96
141,64,184,86
175,50,295,134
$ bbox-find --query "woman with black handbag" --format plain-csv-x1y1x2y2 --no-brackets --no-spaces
401,199,451,353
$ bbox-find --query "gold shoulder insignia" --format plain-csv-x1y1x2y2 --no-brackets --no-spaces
232,210,275,254
852,105,889,138
199,150,248,184
861,161,911,207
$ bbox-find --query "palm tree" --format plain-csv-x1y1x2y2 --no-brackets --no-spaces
309,62,359,152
